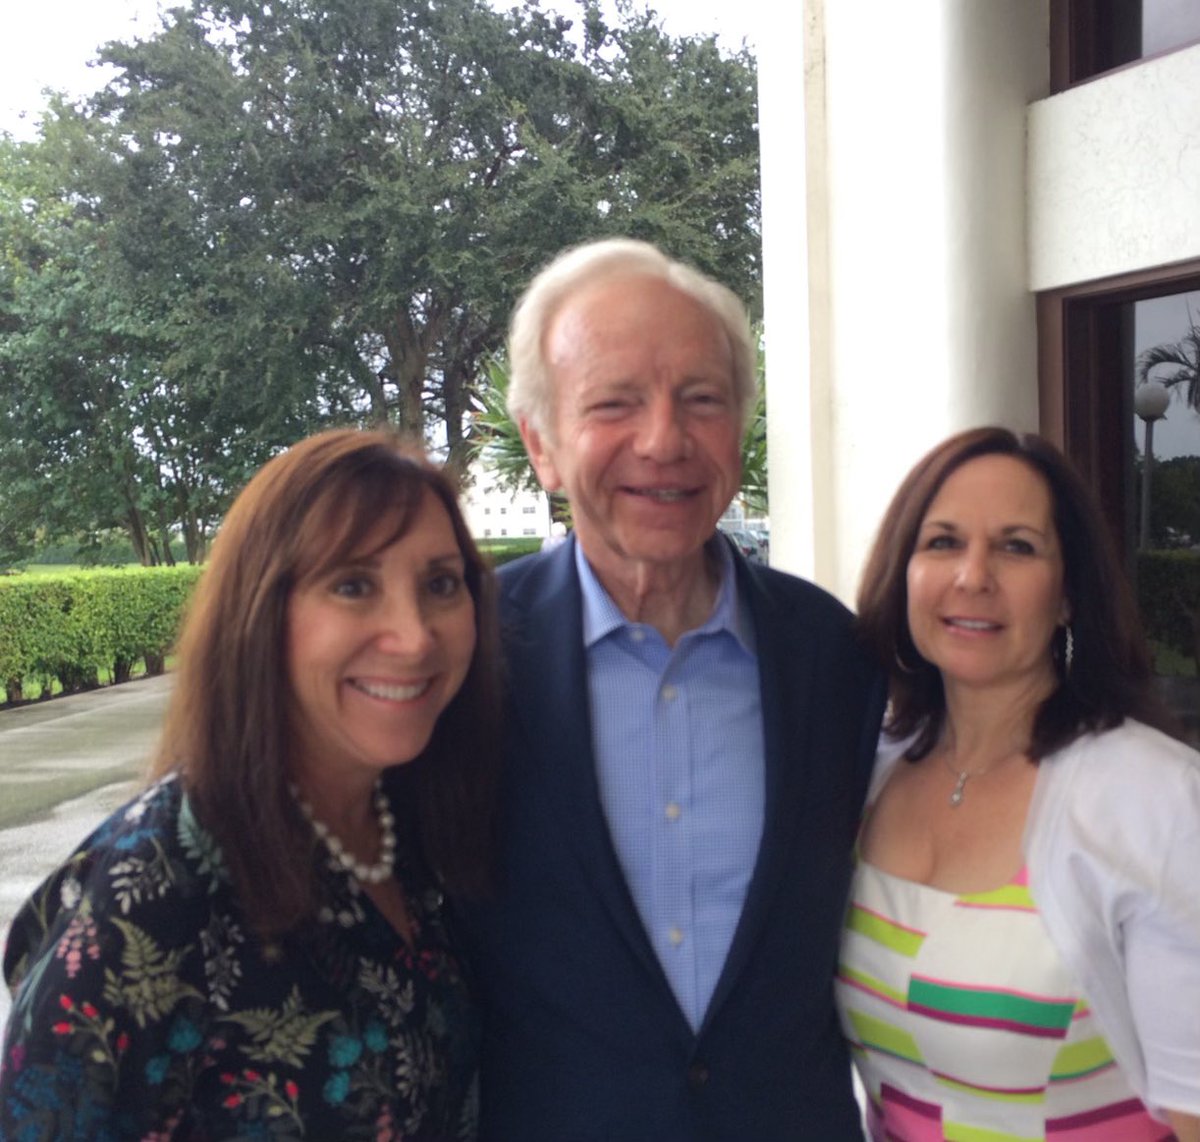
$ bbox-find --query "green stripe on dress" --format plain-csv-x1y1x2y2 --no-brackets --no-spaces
846,1009,924,1064
956,883,1036,911
845,902,925,956
944,1119,1043,1141
838,962,908,1007
909,976,1076,1034
1050,1036,1116,1081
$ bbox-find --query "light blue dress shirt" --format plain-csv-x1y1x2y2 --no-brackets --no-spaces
577,538,765,1031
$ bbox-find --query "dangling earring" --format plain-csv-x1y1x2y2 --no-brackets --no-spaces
1063,625,1074,675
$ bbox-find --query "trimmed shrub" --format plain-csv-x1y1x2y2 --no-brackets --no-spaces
0,566,202,703
477,537,543,567
1136,549,1200,673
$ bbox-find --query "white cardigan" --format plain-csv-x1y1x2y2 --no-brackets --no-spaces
870,719,1200,1118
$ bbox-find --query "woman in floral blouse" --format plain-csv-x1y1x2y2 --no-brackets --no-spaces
0,428,502,1140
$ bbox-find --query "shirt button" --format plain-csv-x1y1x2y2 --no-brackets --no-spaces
661,684,678,702
630,628,646,643
687,1062,710,1088
665,802,681,822
668,926,684,947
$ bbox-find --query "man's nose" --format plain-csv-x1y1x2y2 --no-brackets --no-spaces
634,396,690,462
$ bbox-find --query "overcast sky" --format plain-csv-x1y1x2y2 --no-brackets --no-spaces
0,0,758,141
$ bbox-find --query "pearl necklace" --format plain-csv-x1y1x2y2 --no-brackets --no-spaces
291,778,396,883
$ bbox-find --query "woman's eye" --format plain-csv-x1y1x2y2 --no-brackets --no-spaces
427,571,463,599
1003,538,1036,555
924,534,958,551
331,575,372,599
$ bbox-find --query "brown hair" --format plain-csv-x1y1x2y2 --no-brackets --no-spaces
856,426,1176,761
151,428,502,934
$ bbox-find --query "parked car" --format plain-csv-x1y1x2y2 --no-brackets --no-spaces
746,528,770,562
719,526,765,564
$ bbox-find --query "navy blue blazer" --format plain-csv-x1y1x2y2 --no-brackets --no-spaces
468,537,886,1141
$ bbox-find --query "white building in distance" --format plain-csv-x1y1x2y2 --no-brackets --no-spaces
460,463,553,541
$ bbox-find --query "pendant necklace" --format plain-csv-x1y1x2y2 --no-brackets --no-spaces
940,750,1004,808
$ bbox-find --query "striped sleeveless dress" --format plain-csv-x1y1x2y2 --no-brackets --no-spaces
835,860,1174,1141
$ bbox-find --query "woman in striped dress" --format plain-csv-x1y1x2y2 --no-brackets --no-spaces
841,427,1200,1141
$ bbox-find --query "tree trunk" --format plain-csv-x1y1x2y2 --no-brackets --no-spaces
126,505,154,566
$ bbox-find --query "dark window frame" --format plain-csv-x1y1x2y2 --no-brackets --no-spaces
1038,257,1200,560
1051,0,1200,93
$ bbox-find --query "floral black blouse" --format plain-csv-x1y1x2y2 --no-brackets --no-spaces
0,777,478,1140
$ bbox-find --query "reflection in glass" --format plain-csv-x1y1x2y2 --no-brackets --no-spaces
1131,291,1200,705
1075,0,1200,80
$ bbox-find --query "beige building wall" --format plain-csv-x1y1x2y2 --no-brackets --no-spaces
1027,42,1200,292
759,1,1048,603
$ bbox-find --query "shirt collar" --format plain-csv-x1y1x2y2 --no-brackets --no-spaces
575,534,753,652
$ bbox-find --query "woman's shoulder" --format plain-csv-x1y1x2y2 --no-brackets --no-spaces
1030,719,1200,862
4,777,230,989
48,775,227,899
1044,719,1200,795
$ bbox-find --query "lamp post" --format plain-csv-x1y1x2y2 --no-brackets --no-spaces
1134,379,1170,550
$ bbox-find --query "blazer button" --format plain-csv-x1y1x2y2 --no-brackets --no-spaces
687,1062,710,1088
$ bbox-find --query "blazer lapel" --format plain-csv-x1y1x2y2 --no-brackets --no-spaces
701,559,820,1028
502,540,672,991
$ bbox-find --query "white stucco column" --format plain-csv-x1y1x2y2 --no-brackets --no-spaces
758,2,818,580
759,0,1049,603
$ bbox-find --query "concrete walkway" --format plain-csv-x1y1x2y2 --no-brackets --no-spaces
0,674,172,1028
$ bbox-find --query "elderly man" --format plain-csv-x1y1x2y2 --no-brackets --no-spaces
469,239,885,1140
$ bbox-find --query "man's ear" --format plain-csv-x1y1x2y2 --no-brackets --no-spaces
519,417,562,492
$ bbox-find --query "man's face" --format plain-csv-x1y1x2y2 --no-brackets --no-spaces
520,274,742,585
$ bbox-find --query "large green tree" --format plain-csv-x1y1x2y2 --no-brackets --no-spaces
0,0,760,564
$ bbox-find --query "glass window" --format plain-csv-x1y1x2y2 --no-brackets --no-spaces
1055,0,1200,89
1133,293,1200,711
1042,279,1200,742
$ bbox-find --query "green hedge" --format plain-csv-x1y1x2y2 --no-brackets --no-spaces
1136,549,1200,672
477,537,542,567
0,566,202,702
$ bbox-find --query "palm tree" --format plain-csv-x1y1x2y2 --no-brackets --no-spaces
1137,318,1200,413
467,357,545,497
469,325,769,515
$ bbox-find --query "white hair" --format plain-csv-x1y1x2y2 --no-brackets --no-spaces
506,238,757,440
